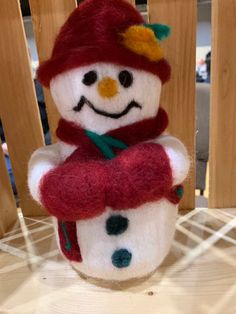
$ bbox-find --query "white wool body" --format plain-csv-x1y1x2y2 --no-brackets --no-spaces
53,200,177,281
28,135,189,282
28,144,61,203
155,135,190,186
28,142,76,205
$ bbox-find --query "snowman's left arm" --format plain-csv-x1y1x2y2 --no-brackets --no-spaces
153,135,190,185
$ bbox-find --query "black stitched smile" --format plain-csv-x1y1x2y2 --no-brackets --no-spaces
73,96,142,119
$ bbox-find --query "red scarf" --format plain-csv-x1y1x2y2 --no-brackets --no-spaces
56,107,169,150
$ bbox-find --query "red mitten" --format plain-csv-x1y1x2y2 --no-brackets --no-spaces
40,142,173,221
40,161,108,221
106,142,173,209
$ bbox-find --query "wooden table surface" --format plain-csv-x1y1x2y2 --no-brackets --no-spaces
0,208,236,314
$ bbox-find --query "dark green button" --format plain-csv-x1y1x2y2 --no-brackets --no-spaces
106,215,129,236
112,249,132,268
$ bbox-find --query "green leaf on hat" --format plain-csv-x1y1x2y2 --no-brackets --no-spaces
144,23,171,41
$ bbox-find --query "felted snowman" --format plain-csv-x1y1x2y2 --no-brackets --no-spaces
28,0,190,283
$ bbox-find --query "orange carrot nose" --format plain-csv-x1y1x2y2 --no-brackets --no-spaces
98,77,118,98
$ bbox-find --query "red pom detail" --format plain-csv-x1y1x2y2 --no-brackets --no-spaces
37,0,171,87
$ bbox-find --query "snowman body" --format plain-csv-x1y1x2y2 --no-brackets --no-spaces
28,0,190,283
72,201,177,281
47,137,180,281
30,124,188,282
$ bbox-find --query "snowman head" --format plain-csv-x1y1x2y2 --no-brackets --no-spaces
50,63,162,134
38,0,171,134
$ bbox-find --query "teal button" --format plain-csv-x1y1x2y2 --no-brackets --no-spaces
112,249,132,269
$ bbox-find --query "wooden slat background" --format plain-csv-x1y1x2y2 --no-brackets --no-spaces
29,0,77,141
148,0,197,210
0,0,46,217
0,143,18,238
209,0,236,208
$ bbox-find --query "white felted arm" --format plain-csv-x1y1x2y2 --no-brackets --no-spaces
155,135,190,185
28,144,62,204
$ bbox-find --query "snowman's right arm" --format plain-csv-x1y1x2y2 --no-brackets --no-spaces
28,141,77,204
28,144,61,204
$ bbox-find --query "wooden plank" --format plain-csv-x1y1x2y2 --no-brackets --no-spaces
149,0,196,210
126,0,135,5
0,0,46,216
0,143,18,238
29,0,77,141
209,0,236,208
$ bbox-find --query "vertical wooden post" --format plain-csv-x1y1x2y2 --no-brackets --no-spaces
29,0,77,141
0,0,46,216
148,0,197,210
209,0,236,208
126,0,135,5
0,144,18,238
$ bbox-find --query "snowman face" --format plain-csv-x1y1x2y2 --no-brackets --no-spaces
50,63,162,134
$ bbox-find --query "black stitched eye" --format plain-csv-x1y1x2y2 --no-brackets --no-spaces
118,70,133,88
82,71,97,86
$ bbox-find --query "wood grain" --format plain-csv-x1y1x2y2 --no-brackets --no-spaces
209,0,236,208
0,143,18,238
29,0,77,141
148,0,197,210
0,0,46,216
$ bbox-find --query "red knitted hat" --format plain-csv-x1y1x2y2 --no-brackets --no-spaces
38,0,171,87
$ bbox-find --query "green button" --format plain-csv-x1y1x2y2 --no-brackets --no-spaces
112,249,132,269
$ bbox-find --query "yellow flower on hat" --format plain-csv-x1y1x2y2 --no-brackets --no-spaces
122,25,164,62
